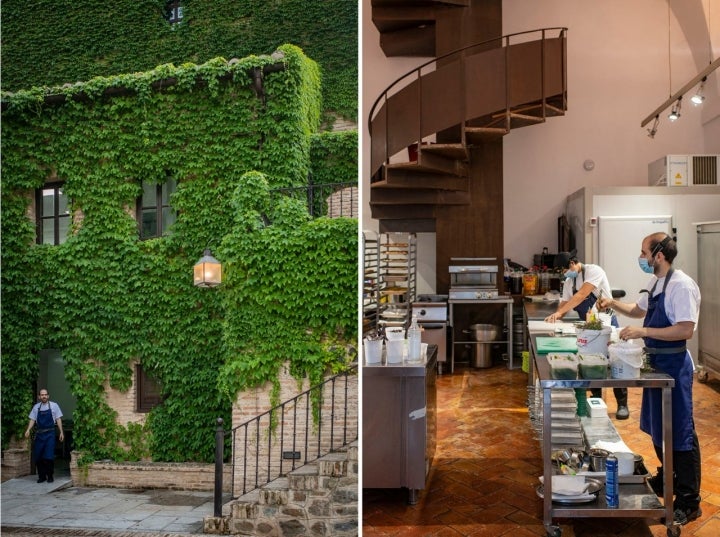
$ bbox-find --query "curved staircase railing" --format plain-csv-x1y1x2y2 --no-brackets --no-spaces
368,27,567,182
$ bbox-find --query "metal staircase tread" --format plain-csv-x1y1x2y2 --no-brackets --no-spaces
464,126,509,141
384,161,467,176
508,112,545,123
420,143,469,160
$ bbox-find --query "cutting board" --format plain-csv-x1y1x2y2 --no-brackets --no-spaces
536,337,578,353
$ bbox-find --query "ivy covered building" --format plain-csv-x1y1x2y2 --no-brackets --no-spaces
0,1,359,513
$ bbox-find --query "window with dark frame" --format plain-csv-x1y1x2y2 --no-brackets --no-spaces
36,183,71,245
136,364,162,413
137,176,177,240
164,0,183,26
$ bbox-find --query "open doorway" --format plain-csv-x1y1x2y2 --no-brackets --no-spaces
36,350,77,475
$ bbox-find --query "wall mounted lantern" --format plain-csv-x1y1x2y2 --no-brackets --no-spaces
193,249,222,288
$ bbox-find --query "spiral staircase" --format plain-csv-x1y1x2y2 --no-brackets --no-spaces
368,2,568,235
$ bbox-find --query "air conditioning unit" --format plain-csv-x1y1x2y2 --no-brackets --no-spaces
648,154,719,187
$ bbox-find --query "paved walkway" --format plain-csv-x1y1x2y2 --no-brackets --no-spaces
1,471,221,536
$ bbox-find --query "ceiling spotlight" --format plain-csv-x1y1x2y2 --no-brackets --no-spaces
668,97,682,121
691,77,706,105
647,115,659,138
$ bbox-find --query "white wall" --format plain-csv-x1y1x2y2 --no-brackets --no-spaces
502,0,720,267
565,185,720,358
362,0,720,290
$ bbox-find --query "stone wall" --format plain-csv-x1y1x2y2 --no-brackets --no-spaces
106,366,148,426
70,454,233,492
1,442,31,482
326,186,358,219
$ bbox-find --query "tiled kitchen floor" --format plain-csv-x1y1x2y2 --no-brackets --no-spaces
363,363,720,537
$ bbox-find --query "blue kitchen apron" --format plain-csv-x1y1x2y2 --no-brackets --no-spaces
571,270,619,327
33,403,56,461
639,270,695,450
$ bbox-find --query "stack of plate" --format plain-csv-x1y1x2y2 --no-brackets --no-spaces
547,389,583,451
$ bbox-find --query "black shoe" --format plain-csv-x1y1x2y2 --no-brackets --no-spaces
647,472,663,496
47,476,54,483
673,505,701,525
616,405,629,420
37,477,47,483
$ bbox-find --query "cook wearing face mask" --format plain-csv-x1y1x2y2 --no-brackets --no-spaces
597,232,702,526
544,251,628,419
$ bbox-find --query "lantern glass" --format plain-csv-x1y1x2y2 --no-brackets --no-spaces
193,249,222,287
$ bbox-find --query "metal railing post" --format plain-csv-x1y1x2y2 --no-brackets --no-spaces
214,417,224,517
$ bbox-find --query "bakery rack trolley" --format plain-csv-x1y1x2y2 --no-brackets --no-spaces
533,350,679,537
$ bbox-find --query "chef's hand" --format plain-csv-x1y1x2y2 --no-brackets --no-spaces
598,297,613,309
619,326,645,341
545,312,562,323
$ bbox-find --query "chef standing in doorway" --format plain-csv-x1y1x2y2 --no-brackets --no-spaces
544,250,630,420
25,388,64,483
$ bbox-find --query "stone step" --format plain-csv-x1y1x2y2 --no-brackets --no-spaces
223,446,358,531
318,452,349,478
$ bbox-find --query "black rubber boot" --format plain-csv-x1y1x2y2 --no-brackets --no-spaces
614,388,629,420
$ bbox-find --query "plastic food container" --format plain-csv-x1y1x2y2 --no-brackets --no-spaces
608,342,644,379
577,353,609,379
547,353,578,380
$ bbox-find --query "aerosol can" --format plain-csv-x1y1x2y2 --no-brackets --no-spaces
605,453,619,507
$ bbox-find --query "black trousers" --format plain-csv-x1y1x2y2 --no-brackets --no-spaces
590,387,628,406
36,458,55,479
653,430,702,508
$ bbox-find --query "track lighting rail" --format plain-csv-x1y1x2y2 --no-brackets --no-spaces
640,57,720,128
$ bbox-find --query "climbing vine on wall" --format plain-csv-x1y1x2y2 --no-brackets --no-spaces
0,0,358,123
0,46,358,462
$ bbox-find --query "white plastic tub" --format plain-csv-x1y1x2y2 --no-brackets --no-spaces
576,327,611,356
608,342,644,379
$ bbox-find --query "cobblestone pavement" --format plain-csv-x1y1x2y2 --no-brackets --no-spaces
1,472,222,537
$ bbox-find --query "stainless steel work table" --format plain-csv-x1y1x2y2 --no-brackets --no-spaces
530,334,679,537
362,346,437,505
524,300,579,386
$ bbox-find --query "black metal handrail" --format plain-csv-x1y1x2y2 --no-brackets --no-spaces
213,363,358,513
368,27,567,177
367,27,567,131
271,180,358,218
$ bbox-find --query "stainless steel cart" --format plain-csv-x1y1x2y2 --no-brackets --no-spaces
531,336,680,537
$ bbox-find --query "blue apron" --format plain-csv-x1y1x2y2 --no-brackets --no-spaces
639,270,695,450
33,403,56,461
571,269,619,328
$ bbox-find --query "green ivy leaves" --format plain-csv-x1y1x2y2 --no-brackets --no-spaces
1,46,357,463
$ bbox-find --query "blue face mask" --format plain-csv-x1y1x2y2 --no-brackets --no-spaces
638,257,654,274
564,270,578,279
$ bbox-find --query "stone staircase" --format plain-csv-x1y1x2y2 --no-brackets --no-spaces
205,441,358,536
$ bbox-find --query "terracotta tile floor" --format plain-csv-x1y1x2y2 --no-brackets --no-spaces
362,363,720,537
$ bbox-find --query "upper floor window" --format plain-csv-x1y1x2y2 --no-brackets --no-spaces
137,177,177,240
36,183,71,245
165,1,184,27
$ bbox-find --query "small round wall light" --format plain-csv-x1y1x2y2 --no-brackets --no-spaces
583,159,595,171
